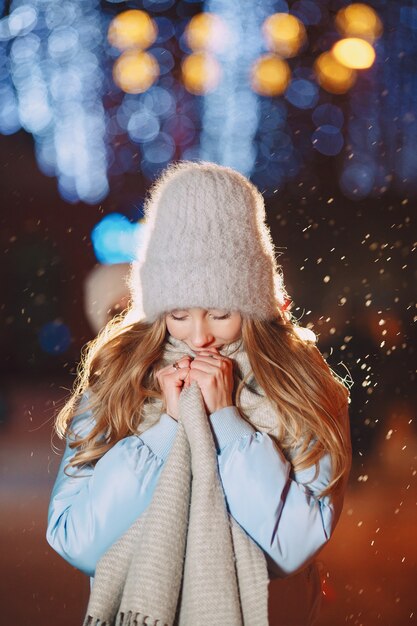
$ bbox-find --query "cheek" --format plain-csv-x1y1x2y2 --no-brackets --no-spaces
166,319,187,338
222,319,242,340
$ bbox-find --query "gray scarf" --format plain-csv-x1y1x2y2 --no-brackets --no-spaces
82,335,318,626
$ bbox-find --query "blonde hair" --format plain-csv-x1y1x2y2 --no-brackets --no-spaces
55,305,351,499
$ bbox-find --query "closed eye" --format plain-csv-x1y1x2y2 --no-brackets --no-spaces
170,313,231,321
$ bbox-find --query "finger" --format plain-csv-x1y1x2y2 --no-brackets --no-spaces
175,366,190,379
190,355,222,368
171,356,192,370
188,363,215,378
197,347,219,355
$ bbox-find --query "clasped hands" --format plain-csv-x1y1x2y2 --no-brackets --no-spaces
155,347,234,421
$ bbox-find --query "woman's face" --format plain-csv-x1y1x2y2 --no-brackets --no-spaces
165,307,242,352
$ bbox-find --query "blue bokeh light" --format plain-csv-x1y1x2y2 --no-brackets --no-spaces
149,47,174,75
38,321,71,355
312,125,344,156
312,103,344,129
7,5,38,37
0,83,20,134
0,0,109,204
340,162,376,200
92,213,145,264
154,17,175,43
128,108,160,143
143,86,176,118
143,131,176,164
285,79,319,110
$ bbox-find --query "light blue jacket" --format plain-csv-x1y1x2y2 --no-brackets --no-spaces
46,396,350,586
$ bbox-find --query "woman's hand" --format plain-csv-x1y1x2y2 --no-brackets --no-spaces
184,347,235,415
155,355,192,421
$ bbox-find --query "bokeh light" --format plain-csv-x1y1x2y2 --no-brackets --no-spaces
148,46,174,75
285,78,319,109
113,50,159,94
181,52,221,95
263,13,307,58
251,54,291,97
312,124,344,156
142,131,176,163
314,51,357,94
91,213,145,264
335,3,383,43
332,37,376,70
0,83,21,134
312,103,344,129
0,0,110,204
185,12,229,53
127,106,160,143
339,161,376,199
38,321,71,355
6,4,38,37
108,10,157,51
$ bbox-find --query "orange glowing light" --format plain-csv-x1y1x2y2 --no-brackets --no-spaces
185,12,228,54
251,54,291,97
108,10,157,51
314,51,357,94
113,50,159,94
181,52,221,95
263,13,306,58
332,37,376,69
335,3,383,43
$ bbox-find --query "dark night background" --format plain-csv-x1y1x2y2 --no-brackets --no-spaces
1,1,416,624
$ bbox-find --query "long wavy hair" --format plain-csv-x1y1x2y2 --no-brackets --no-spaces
54,301,352,500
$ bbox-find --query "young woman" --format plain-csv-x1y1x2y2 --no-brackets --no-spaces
46,161,352,626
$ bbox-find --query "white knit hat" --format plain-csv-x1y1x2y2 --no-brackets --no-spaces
129,161,287,322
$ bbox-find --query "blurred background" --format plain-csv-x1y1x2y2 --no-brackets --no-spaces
0,0,416,624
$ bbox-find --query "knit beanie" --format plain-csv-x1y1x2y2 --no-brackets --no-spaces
129,160,287,322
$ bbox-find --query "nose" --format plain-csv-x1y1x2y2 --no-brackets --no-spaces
190,321,215,349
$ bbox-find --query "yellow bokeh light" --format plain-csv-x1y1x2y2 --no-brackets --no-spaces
251,54,291,97
335,3,383,43
332,37,376,69
314,51,357,94
185,12,228,53
108,10,157,51
113,50,159,94
263,13,306,58
181,52,221,95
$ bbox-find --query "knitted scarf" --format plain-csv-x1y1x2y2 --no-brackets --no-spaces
82,335,319,626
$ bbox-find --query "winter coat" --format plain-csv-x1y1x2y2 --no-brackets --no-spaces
46,395,351,625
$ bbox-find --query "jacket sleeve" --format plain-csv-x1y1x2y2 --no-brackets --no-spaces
208,403,352,577
46,396,178,578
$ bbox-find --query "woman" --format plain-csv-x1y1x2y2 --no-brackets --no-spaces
46,161,352,626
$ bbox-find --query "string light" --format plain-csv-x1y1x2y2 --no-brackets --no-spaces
181,52,221,95
113,50,159,94
108,10,158,51
314,51,357,94
184,12,228,53
262,12,306,58
332,37,376,70
335,3,383,43
251,54,291,97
